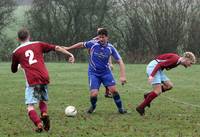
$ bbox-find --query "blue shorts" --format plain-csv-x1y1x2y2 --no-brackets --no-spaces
25,84,48,105
88,72,116,91
146,60,169,85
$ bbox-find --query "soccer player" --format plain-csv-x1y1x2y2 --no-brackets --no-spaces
11,28,75,132
64,28,127,114
136,52,196,116
92,28,113,98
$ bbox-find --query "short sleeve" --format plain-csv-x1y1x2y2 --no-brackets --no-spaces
83,40,96,49
40,42,56,53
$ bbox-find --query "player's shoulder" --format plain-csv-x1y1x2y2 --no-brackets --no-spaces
107,43,116,50
107,43,114,47
13,41,40,53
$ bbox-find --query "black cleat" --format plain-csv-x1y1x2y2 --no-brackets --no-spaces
87,106,96,114
144,92,151,108
41,115,50,131
118,108,127,114
136,106,145,116
35,123,43,133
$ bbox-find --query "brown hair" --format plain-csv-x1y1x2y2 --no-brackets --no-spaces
17,28,30,41
97,28,108,36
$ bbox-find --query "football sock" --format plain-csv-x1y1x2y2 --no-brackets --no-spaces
90,96,97,109
113,92,122,109
39,101,47,116
139,91,158,109
28,110,42,126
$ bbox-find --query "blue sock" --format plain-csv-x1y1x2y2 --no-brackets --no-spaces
113,92,122,110
90,96,97,109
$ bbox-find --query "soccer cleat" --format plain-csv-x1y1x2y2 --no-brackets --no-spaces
41,115,50,131
35,123,43,133
136,106,145,116
144,92,151,108
104,93,113,98
118,108,127,114
87,106,96,114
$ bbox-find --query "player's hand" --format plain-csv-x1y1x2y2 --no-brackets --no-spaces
68,56,75,63
148,76,154,84
120,77,127,85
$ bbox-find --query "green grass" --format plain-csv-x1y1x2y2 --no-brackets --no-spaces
0,63,200,137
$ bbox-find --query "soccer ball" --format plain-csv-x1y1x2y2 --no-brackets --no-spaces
65,106,77,117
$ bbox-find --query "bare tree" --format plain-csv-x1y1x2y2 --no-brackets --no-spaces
0,0,16,61
109,0,198,63
0,0,16,34
26,0,113,61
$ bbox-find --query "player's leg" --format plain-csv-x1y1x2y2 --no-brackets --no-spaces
25,86,43,132
87,74,101,114
160,71,173,92
102,73,127,114
144,74,173,106
36,84,50,131
161,81,173,92
136,84,161,116
136,62,162,116
104,86,112,98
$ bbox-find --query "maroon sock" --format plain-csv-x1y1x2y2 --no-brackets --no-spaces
39,101,47,115
139,91,158,109
28,110,41,126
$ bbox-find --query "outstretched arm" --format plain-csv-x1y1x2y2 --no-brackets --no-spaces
116,59,126,85
55,46,75,63
63,42,84,50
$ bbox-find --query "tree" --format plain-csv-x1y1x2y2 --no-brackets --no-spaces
26,0,114,61
0,0,16,61
0,0,16,33
109,0,198,63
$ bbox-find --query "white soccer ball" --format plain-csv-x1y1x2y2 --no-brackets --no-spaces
65,106,77,117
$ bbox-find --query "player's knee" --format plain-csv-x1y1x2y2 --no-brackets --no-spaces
167,83,173,90
27,105,35,112
107,86,116,93
154,90,162,95
90,90,98,97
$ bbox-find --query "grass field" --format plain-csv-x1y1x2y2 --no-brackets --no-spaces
0,63,200,137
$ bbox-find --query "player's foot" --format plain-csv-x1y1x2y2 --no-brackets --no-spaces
41,115,50,131
104,93,112,98
144,92,151,108
35,123,43,133
118,108,127,114
136,106,145,116
87,106,96,114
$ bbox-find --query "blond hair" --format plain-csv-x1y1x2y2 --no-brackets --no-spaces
183,52,196,64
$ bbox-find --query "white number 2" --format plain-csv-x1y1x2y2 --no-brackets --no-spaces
25,50,38,65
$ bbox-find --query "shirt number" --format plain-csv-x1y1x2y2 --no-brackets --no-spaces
25,50,38,65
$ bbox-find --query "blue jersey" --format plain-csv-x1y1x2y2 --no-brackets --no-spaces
84,40,121,75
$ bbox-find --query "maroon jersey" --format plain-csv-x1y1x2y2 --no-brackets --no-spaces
150,53,181,77
11,41,56,85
